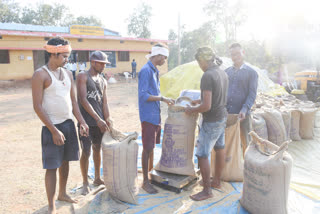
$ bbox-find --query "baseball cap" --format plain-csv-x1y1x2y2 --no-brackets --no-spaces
90,51,110,64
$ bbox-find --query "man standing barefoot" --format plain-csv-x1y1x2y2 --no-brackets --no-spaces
77,51,111,195
32,37,89,214
186,47,228,201
138,44,175,194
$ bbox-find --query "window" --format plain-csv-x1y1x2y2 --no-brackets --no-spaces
118,51,129,62
0,50,9,64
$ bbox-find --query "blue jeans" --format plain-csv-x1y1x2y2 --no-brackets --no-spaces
196,117,227,158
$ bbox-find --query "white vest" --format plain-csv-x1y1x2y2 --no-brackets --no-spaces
42,66,73,125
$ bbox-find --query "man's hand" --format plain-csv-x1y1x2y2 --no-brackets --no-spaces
238,111,246,121
97,118,109,133
79,123,89,137
162,97,175,105
52,129,65,146
185,105,194,115
191,99,201,106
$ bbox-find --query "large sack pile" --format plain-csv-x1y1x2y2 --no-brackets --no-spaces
155,97,199,176
252,93,320,144
102,128,139,204
211,114,244,182
240,131,293,214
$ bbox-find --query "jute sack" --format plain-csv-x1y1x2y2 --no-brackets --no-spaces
290,109,301,141
315,111,320,128
280,108,292,141
155,98,199,176
299,108,318,139
261,108,287,146
102,130,139,204
252,113,268,140
240,131,292,214
211,114,243,182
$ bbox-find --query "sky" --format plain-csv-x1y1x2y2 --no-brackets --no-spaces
15,0,320,41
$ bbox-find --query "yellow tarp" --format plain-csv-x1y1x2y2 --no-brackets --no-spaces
160,58,288,99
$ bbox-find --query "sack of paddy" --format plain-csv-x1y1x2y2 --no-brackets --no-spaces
102,128,139,204
289,109,301,141
299,108,318,139
261,108,287,146
240,131,292,214
211,114,243,182
280,108,291,141
252,112,268,140
315,110,320,128
155,97,199,176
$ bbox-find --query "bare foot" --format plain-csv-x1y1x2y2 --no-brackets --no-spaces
190,190,213,201
93,178,105,186
48,206,56,214
57,194,78,203
211,178,221,189
81,183,90,195
142,182,158,194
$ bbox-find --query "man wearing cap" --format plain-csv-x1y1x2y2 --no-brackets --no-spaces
77,51,111,195
32,37,89,214
138,44,175,194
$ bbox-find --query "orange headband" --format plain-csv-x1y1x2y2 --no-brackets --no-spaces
44,44,72,53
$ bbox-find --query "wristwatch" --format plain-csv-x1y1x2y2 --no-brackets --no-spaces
160,96,164,101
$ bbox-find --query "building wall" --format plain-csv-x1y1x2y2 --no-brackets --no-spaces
0,50,34,80
0,35,168,80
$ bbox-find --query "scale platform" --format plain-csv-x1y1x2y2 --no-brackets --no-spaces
150,169,200,193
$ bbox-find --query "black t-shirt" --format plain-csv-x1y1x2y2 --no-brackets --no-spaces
200,65,229,122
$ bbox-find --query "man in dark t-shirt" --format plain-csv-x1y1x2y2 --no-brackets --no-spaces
77,51,111,195
186,47,228,201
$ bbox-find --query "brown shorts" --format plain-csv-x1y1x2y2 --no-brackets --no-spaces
141,121,161,151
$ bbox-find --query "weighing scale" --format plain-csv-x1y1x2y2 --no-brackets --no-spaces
150,169,200,193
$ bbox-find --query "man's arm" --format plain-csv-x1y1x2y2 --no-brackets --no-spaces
185,90,212,114
102,78,111,128
66,70,89,136
138,69,174,105
240,69,258,117
76,72,108,132
32,70,65,145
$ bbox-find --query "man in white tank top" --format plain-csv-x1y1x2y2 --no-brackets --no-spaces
32,37,89,214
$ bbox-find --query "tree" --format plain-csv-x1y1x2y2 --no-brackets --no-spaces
205,0,247,42
180,21,216,64
0,0,20,23
0,0,103,27
127,3,152,38
168,29,179,70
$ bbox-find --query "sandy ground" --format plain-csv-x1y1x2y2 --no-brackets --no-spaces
0,78,168,214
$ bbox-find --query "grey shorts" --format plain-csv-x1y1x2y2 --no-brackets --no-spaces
196,117,227,158
41,119,79,169
79,126,103,155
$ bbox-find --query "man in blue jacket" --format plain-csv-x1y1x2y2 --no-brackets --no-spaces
138,44,175,194
225,43,258,150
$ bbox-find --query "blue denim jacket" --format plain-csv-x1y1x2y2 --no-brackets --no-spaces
138,61,161,125
225,64,258,114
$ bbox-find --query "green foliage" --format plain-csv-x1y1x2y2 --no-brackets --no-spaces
0,0,20,23
0,0,103,27
127,3,152,38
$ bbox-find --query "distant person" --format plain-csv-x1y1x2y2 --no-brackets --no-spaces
138,44,175,194
32,37,89,214
186,47,228,201
79,61,86,73
71,61,77,80
225,43,258,150
77,51,111,195
131,59,137,78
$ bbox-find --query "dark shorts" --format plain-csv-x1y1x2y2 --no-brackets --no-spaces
41,119,79,169
141,121,161,151
79,126,103,155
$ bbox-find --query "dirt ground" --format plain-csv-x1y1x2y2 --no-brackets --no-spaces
0,78,168,214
